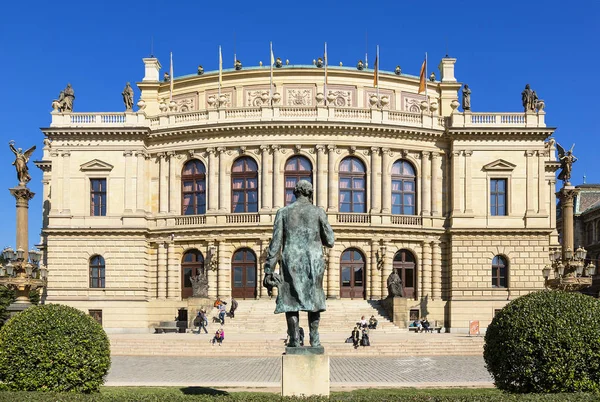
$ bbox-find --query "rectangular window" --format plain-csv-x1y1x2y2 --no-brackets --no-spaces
490,179,507,216
89,310,103,326
90,179,107,216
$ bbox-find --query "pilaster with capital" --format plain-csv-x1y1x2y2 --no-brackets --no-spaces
327,246,338,298
168,151,178,214
370,147,381,213
272,145,283,209
316,145,327,209
432,241,442,300
381,148,391,213
381,242,392,298
370,240,382,300
49,151,61,213
526,150,536,214
207,241,218,299
421,241,432,299
451,150,462,214
135,151,147,213
217,241,230,297
550,178,557,236
327,145,337,212
124,151,134,213
538,150,548,215
260,145,272,210
167,240,178,299
431,152,440,215
421,151,431,216
157,153,168,214
61,151,71,214
206,148,218,212
157,242,167,299
217,147,228,212
464,150,473,214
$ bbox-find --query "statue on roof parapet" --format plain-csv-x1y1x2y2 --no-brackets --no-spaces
52,83,75,112
521,84,539,112
163,72,170,82
122,82,134,112
462,84,471,111
197,65,204,75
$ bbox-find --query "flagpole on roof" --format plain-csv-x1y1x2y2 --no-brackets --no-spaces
324,42,328,106
170,52,174,102
376,45,380,102
218,46,222,98
270,42,274,104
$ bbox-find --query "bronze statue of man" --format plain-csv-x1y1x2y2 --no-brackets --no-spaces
263,180,335,348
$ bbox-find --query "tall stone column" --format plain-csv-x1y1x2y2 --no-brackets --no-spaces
272,145,283,209
538,150,548,215
421,241,432,299
158,153,168,214
167,241,178,299
207,148,218,212
370,147,381,214
124,151,133,213
381,148,391,213
260,145,272,210
431,152,440,215
143,153,151,212
8,186,35,308
50,151,61,213
464,150,473,214
370,240,382,300
257,239,265,298
451,150,462,215
218,147,228,212
421,151,431,216
316,145,327,209
207,242,218,299
526,150,535,215
432,241,442,300
217,242,230,297
560,187,579,256
135,151,146,213
168,151,177,214
61,151,71,214
381,242,392,297
327,145,337,212
327,246,338,299
157,242,167,299
550,178,557,235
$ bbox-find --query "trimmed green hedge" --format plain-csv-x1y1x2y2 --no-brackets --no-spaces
0,304,111,393
484,290,600,393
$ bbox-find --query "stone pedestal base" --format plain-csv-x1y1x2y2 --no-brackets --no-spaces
281,354,329,397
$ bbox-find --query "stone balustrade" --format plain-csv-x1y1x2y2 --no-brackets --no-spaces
449,111,546,128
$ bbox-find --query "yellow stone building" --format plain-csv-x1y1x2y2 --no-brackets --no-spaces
36,55,559,333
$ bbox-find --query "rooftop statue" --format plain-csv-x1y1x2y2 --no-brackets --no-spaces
122,82,134,111
9,141,36,186
556,142,577,185
163,72,170,82
197,65,204,75
53,83,75,112
357,60,364,70
521,84,538,112
275,57,283,68
263,180,335,348
429,72,436,82
395,65,401,75
235,60,242,70
462,84,471,111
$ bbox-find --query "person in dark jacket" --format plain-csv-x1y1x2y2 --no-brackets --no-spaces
352,324,361,349
229,298,239,318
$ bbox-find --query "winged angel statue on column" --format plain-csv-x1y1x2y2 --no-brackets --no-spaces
556,142,577,185
9,141,36,186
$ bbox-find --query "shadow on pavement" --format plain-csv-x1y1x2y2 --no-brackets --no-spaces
180,386,229,396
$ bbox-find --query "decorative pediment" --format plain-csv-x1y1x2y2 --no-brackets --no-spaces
80,159,114,172
482,159,516,171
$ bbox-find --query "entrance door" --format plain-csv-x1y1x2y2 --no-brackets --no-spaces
181,249,204,299
340,249,365,299
231,248,257,299
393,249,416,299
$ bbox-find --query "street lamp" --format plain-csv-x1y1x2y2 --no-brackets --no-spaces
544,245,595,291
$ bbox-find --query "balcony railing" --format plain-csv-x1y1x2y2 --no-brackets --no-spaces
336,213,371,224
391,215,422,226
225,214,260,224
449,111,545,128
175,215,206,226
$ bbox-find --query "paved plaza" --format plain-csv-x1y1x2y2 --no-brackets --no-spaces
106,355,493,389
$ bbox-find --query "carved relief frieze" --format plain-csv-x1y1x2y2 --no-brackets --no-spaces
364,88,395,109
172,93,197,112
401,91,426,113
244,86,271,107
283,85,315,106
206,88,235,108
326,85,356,107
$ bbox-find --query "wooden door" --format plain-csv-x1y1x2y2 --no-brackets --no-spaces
340,249,365,299
231,249,257,299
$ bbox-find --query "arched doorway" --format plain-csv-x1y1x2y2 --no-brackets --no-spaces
181,249,204,299
393,249,416,299
340,248,366,299
231,248,257,299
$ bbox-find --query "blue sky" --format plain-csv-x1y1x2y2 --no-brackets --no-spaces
0,0,598,248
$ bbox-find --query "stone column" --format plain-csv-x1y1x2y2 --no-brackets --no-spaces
8,186,35,308
327,145,337,212
257,240,265,298
272,145,283,209
158,153,168,214
167,241,178,299
218,147,228,212
207,148,218,212
260,145,272,210
526,150,535,215
316,145,327,209
538,150,548,215
431,152,440,215
432,241,442,300
421,241,432,299
157,241,167,299
370,240,382,300
168,151,177,214
464,150,473,214
560,187,579,256
217,242,229,297
135,151,146,213
381,242,392,297
421,151,431,216
327,246,338,299
50,151,61,213
124,151,133,213
370,147,381,214
381,148,391,213
451,150,462,215
143,153,151,212
61,151,71,214
550,178,557,233
207,242,218,299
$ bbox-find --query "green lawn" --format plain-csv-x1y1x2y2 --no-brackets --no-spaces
0,387,597,401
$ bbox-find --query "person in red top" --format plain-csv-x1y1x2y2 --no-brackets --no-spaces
212,327,224,346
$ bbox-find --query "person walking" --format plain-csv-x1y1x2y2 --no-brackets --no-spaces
229,297,239,319
198,309,208,334
218,302,227,325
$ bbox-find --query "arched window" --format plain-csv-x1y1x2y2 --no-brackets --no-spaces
285,156,313,205
232,248,257,299
393,250,416,298
492,256,508,288
181,249,204,299
340,248,366,299
182,160,206,215
89,255,105,289
392,160,416,215
339,157,366,213
231,157,258,213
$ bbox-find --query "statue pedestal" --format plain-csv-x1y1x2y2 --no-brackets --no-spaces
281,352,329,397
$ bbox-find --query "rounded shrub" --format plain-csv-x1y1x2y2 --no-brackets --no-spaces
0,304,110,393
484,290,600,393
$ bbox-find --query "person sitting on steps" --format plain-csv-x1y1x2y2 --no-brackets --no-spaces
368,315,378,329
212,327,224,346
352,324,361,349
